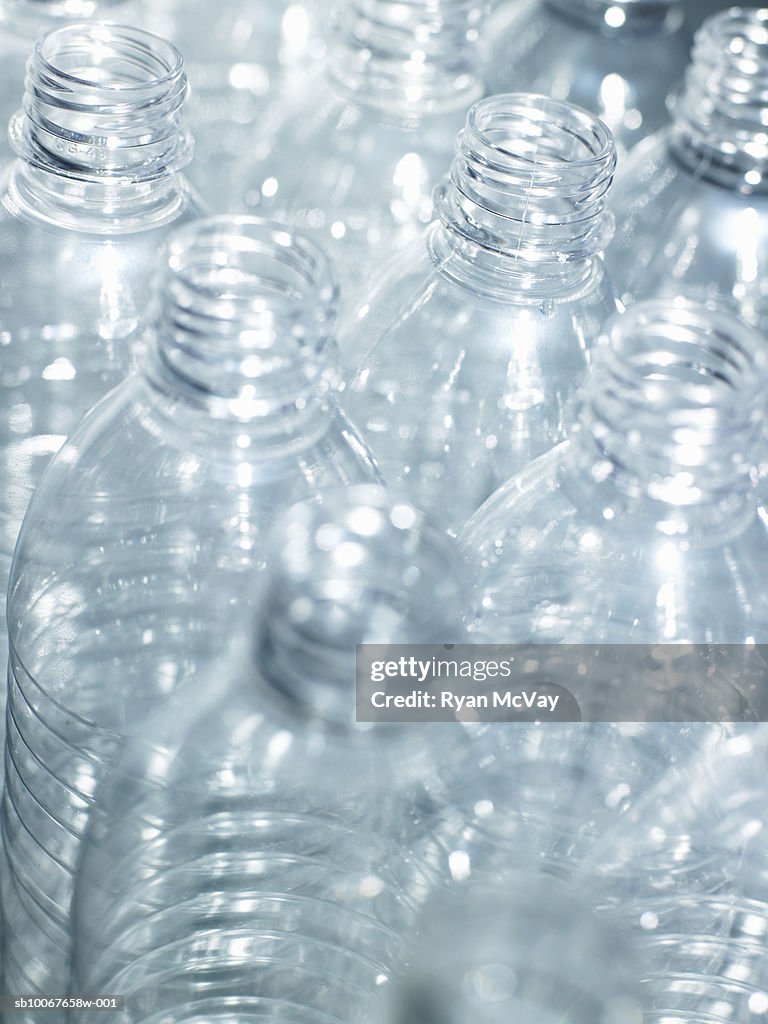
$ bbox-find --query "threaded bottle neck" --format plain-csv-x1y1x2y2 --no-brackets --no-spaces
573,301,766,534
672,8,768,191
255,486,465,727
327,0,484,115
150,217,341,422
545,0,683,35
434,93,616,270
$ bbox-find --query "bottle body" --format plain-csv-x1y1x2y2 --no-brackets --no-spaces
484,0,688,155
1,217,379,1002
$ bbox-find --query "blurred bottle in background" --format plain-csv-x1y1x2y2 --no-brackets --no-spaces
1,216,379,1006
71,486,465,1024
0,0,141,163
343,92,619,534
0,22,202,793
606,8,768,331
483,0,688,156
461,300,768,667
238,0,486,296
147,0,328,209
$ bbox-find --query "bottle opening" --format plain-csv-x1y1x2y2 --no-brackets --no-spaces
11,23,191,178
436,93,616,261
155,216,340,410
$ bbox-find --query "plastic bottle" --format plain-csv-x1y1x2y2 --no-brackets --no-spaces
461,300,768,677
344,92,619,534
238,0,486,295
1,216,379,1003
0,21,202,795
0,0,141,163
483,0,688,156
606,8,768,330
70,485,465,1024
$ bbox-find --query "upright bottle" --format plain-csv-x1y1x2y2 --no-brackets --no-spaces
146,0,327,207
461,300,768,665
344,92,619,534
483,0,688,155
0,0,140,162
1,216,379,1003
606,8,768,329
71,486,465,1024
0,22,203,749
238,0,486,294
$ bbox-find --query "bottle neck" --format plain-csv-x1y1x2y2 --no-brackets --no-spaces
568,302,766,542
545,0,683,35
146,217,342,438
326,0,484,116
671,9,768,193
6,22,192,232
434,93,616,276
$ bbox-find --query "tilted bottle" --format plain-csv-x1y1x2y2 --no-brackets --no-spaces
606,8,768,330
238,0,486,294
0,22,203,774
461,300,768,665
145,0,327,207
71,485,465,1024
1,216,379,1002
344,92,619,534
0,0,142,163
483,0,688,156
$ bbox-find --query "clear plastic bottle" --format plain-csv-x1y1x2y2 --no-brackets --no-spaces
461,300,768,659
384,878,644,1024
146,0,328,208
0,0,141,164
344,92,619,534
0,22,201,794
71,485,465,1024
1,216,380,1003
238,0,486,295
606,8,768,329
483,0,688,156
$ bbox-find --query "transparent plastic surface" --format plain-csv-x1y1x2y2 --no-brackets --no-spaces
146,0,328,208
0,0,141,164
238,0,485,295
387,879,643,1024
344,93,619,533
1,217,379,1002
71,486,466,1024
606,9,768,330
484,0,688,156
461,301,768,662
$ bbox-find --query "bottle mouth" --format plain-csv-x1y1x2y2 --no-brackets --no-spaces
156,216,340,409
10,22,191,178
583,300,768,506
435,93,616,261
673,8,768,184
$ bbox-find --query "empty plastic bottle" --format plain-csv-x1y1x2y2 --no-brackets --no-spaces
1,216,379,1003
384,878,644,1024
238,0,486,294
606,8,768,330
146,0,328,208
483,0,688,155
461,300,768,667
344,92,619,534
0,0,141,163
70,485,465,1024
0,22,201,799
